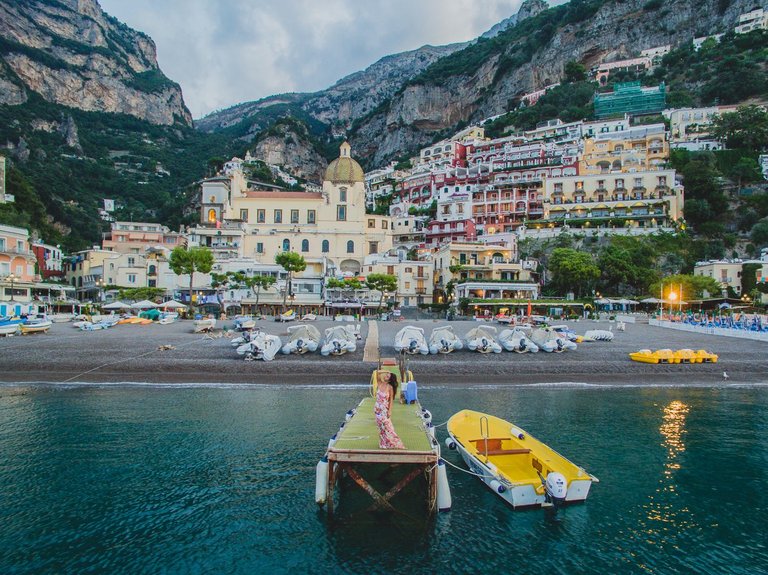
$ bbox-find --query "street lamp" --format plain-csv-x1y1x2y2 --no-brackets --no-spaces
96,278,105,303
668,290,677,320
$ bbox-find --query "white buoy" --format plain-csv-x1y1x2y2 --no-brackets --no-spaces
510,426,525,440
489,479,506,494
315,457,329,505
345,409,355,422
436,459,452,512
422,410,432,424
444,437,456,450
427,422,435,439
328,433,337,450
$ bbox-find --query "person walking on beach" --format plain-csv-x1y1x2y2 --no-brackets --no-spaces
374,371,405,449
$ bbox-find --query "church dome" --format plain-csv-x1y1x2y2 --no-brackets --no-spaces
324,141,364,183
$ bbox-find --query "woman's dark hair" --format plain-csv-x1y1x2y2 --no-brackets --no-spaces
385,372,397,392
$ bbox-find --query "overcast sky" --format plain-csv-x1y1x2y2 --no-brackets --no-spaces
99,0,528,119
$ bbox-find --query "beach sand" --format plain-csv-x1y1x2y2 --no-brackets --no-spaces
1,318,766,386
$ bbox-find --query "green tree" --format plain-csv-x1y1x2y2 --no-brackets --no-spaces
750,220,768,248
563,61,586,83
365,273,398,310
275,251,306,310
731,157,764,189
118,287,166,301
711,106,768,153
247,274,277,308
169,246,214,310
547,247,600,297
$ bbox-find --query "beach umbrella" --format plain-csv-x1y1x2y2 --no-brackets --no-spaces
102,301,131,310
132,300,158,310
160,299,187,310
594,298,611,304
640,297,662,304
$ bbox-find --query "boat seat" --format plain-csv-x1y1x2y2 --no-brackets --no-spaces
469,438,513,451
483,448,531,456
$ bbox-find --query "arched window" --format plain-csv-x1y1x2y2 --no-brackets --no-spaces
282,239,290,251
322,240,329,253
346,240,354,253
148,264,156,274
207,208,216,223
301,239,309,252
78,277,83,287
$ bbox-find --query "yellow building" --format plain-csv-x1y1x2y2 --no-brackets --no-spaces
363,255,433,307
579,124,668,175
432,241,538,302
192,143,393,305
540,169,683,231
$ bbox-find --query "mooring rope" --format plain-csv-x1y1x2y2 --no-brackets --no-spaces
60,337,203,383
440,457,488,478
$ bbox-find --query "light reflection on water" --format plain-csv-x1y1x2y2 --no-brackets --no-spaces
0,385,766,574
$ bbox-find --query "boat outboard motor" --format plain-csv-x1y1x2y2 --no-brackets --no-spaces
545,471,568,506
440,338,450,353
408,339,418,354
519,338,527,352
295,338,305,353
480,337,489,352
333,341,342,355
555,338,564,352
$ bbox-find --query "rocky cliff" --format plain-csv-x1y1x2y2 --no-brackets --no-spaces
350,0,761,166
0,0,191,126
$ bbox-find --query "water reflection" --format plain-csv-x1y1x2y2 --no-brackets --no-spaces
643,400,696,539
660,400,689,477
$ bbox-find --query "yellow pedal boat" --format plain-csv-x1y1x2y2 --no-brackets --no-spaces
446,410,598,509
629,349,679,364
629,349,718,364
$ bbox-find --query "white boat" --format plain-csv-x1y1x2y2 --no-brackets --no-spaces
20,318,52,335
530,327,577,353
158,312,178,325
194,317,217,333
281,324,321,355
234,315,256,330
465,325,502,353
498,327,539,353
394,325,429,355
320,325,357,356
583,329,614,341
236,331,282,361
300,313,317,321
428,326,463,354
0,319,21,336
79,317,120,331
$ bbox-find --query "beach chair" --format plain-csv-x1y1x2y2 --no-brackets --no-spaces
404,380,418,404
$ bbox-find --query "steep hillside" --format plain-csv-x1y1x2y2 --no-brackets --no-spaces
0,0,191,125
0,0,231,250
349,0,764,166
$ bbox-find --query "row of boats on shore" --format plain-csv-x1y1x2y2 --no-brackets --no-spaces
224,321,617,361
393,324,615,355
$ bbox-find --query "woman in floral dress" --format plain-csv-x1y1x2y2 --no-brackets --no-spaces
374,371,405,449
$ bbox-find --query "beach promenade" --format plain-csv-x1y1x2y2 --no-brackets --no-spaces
1,319,766,386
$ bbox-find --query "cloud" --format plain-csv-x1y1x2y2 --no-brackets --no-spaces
99,0,524,118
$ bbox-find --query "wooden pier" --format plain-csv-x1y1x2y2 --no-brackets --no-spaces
323,359,439,519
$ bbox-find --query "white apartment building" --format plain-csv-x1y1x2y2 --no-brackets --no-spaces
735,8,768,34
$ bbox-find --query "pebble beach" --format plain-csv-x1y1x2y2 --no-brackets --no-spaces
2,318,766,386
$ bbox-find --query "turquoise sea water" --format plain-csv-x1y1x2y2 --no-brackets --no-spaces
0,383,767,574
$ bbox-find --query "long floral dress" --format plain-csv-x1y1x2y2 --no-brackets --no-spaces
374,386,405,449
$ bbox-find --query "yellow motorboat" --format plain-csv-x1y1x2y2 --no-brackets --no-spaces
446,410,597,509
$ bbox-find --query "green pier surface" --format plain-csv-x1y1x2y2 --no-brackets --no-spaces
333,397,433,452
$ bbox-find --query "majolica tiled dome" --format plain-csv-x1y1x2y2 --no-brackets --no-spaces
324,141,364,183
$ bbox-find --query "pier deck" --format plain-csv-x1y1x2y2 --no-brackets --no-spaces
326,394,438,517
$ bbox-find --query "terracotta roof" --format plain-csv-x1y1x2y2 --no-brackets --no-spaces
243,191,323,199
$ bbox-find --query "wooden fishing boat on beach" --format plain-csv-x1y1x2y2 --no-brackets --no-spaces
315,357,451,519
19,318,52,335
447,410,597,509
